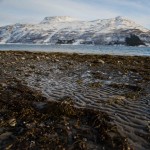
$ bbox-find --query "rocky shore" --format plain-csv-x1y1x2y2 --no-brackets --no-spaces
0,51,150,149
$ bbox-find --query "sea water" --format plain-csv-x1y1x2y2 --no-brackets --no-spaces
0,44,150,56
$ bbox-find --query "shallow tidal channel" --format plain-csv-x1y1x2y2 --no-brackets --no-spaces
0,51,150,149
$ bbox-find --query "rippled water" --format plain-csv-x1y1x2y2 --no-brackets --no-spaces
22,56,149,150
0,44,150,56
1,47,150,149
26,69,150,150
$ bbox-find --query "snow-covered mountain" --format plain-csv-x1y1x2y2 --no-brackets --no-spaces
0,16,150,45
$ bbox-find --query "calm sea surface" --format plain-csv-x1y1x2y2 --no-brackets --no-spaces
0,44,150,56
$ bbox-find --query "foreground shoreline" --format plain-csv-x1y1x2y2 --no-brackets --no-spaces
0,51,150,149
1,49,150,57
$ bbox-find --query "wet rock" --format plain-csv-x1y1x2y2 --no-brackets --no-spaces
88,82,103,88
8,118,17,127
32,102,48,111
53,59,59,62
25,122,36,129
30,141,36,147
118,61,123,64
110,95,126,100
21,57,25,60
45,56,49,59
108,95,126,105
1,83,7,88
36,56,40,60
0,132,14,145
91,71,108,80
98,59,105,64
146,100,150,105
125,84,142,92
92,59,105,64
118,71,122,75
147,125,150,132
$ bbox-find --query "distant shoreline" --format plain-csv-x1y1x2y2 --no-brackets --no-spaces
0,50,150,58
0,44,150,57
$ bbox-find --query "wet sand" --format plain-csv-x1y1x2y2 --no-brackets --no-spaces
0,51,150,149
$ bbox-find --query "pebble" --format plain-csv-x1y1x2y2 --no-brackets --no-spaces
37,56,40,60
33,102,47,110
110,95,126,100
30,141,35,147
8,118,17,127
1,83,7,87
118,61,123,64
98,59,105,64
21,57,25,60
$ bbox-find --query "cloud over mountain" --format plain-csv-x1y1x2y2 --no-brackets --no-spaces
0,0,150,28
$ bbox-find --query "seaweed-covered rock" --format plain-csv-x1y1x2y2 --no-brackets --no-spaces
0,79,131,149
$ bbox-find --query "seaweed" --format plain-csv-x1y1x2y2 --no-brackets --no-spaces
0,51,150,149
0,79,131,150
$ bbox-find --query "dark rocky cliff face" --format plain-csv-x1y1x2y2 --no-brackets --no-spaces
125,34,145,46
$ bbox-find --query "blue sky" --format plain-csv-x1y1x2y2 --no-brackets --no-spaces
0,0,150,28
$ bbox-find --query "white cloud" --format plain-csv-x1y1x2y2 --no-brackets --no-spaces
131,15,150,29
0,0,118,19
0,0,149,28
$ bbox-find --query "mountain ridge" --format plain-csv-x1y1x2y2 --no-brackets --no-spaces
0,16,150,45
40,16,78,24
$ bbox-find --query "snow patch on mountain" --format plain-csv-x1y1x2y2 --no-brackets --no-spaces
40,16,78,24
0,16,150,45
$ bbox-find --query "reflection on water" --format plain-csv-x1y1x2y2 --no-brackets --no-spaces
0,44,150,56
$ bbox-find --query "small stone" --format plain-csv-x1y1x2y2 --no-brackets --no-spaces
111,95,126,100
83,138,87,142
55,59,59,62
6,144,13,149
98,59,105,64
1,83,7,87
30,141,35,147
74,136,77,139
26,122,36,129
118,71,122,75
8,118,17,127
146,100,150,105
21,57,25,60
37,56,40,60
109,76,112,79
92,59,105,64
32,102,48,111
67,126,70,130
